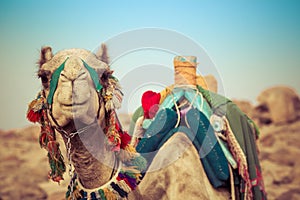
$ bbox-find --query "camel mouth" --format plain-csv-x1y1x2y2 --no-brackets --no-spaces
59,100,92,118
61,99,89,108
53,90,98,127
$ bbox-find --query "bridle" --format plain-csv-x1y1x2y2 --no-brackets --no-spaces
28,54,145,200
46,57,103,127
44,57,119,199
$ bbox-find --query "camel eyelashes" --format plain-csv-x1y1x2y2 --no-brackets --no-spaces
41,76,48,83
38,70,51,88
38,69,51,78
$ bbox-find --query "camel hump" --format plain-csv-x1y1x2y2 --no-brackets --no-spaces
138,132,230,200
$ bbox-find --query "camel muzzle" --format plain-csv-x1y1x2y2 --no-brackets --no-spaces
47,57,103,106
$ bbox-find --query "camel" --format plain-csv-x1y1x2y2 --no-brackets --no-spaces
26,45,265,200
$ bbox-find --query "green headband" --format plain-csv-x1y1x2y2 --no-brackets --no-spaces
47,58,103,105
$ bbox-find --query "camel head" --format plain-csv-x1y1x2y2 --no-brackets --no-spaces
37,45,121,131
30,46,135,189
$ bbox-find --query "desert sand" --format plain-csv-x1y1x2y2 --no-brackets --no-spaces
1,87,300,200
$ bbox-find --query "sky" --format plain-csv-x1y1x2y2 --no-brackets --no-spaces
0,0,299,130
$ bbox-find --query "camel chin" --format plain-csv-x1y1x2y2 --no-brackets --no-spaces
51,108,97,129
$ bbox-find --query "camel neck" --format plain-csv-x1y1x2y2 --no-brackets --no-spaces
62,123,117,189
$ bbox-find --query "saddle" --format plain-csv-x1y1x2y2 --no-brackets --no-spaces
133,86,230,188
130,86,267,200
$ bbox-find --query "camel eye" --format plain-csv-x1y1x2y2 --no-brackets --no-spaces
39,75,49,89
38,70,51,88
41,75,48,83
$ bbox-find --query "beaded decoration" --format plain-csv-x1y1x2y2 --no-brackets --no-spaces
66,154,147,200
26,92,66,183
27,92,147,199
64,109,147,200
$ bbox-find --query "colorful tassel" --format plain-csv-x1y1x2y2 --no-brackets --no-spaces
104,75,123,111
117,173,138,190
27,94,66,184
26,95,45,123
141,90,161,119
120,132,131,149
26,109,42,123
129,155,147,172
102,188,116,200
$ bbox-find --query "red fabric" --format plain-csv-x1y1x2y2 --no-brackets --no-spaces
120,131,131,149
115,119,131,149
141,91,161,119
27,109,42,123
115,120,121,131
148,104,159,119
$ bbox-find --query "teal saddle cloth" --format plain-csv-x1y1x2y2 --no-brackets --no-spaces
136,108,230,188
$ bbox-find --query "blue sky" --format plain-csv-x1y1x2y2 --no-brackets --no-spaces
0,0,299,129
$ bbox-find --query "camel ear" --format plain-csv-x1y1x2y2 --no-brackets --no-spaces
38,46,53,67
96,43,109,64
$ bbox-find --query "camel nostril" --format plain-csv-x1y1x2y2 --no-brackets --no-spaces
77,71,88,80
60,69,87,82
